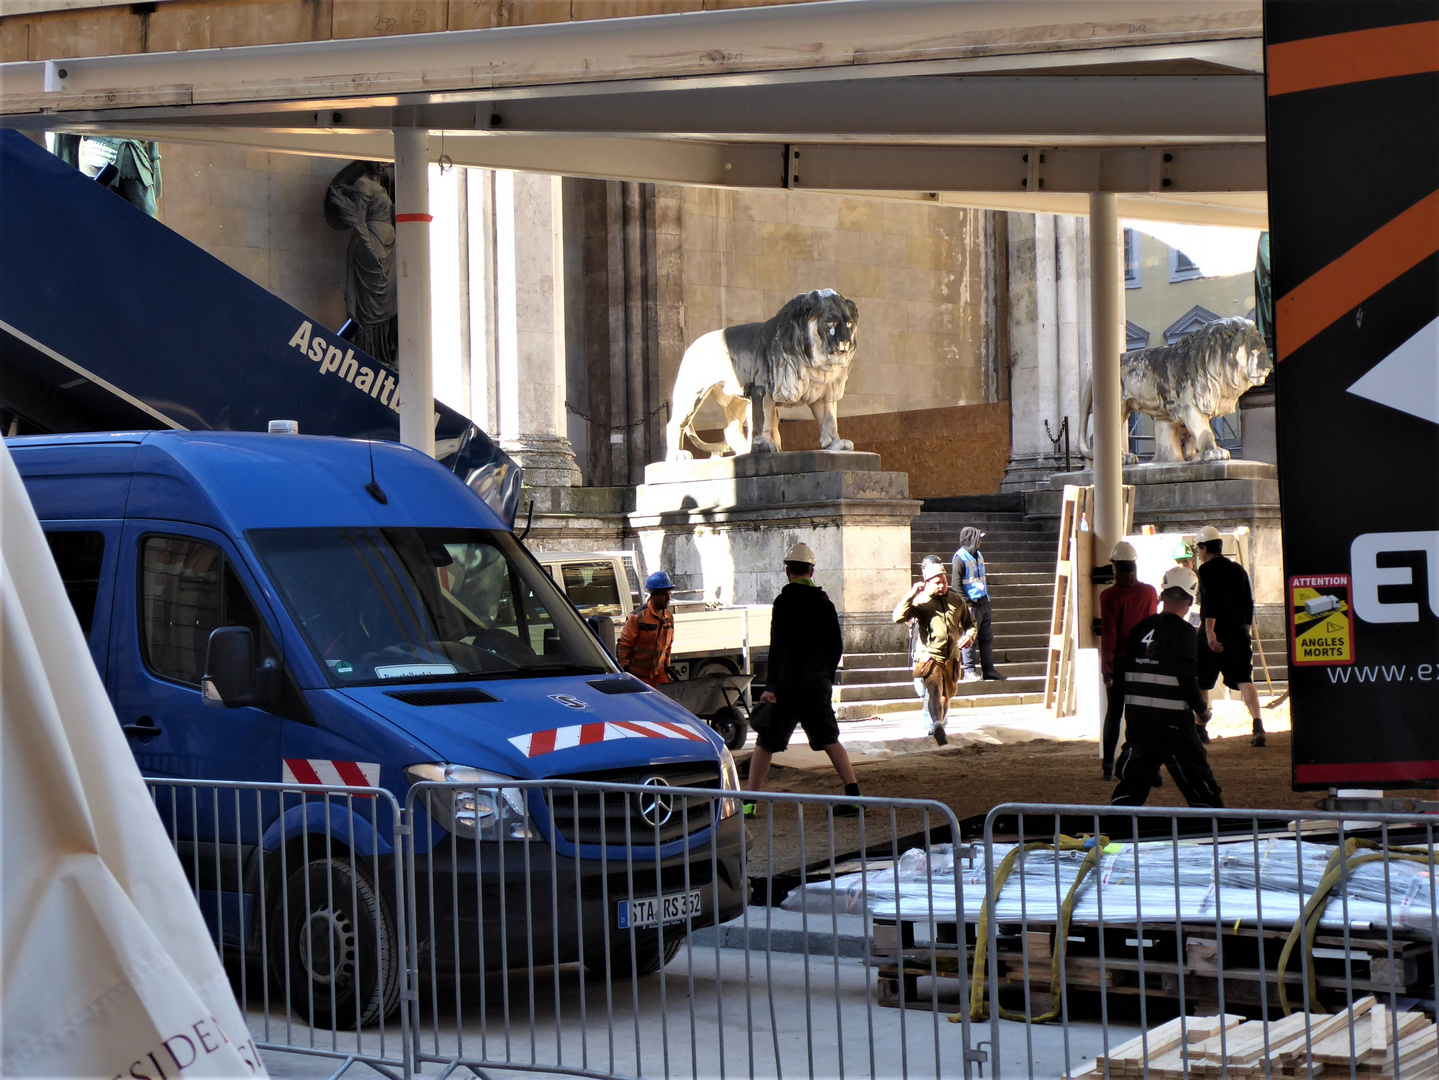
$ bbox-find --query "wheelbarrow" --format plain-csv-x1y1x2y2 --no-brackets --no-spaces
657,671,753,751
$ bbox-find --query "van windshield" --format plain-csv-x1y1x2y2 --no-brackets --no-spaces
249,527,613,686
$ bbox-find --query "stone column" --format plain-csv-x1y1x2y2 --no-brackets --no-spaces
1001,212,1094,490
393,128,435,456
494,170,580,487
1089,193,1125,562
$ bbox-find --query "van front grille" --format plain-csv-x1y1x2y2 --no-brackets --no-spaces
544,763,722,846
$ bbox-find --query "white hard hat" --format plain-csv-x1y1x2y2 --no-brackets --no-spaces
785,542,816,565
921,557,946,582
1195,525,1222,545
1110,541,1138,561
1161,566,1200,600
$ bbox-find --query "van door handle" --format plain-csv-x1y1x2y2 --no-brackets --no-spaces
122,716,162,741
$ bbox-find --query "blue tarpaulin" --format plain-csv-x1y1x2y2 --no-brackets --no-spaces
0,129,522,524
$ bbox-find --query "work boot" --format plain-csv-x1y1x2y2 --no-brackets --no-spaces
983,670,1007,681
1101,764,1114,783
930,724,948,746
1251,725,1267,748
832,783,863,818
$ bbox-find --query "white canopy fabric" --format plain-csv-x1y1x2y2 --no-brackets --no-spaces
0,441,265,1077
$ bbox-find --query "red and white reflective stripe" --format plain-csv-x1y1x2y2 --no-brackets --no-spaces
282,758,380,788
509,719,708,758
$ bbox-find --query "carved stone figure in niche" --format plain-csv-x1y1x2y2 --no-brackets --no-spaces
325,161,397,367
1079,316,1272,465
53,134,162,216
666,289,860,460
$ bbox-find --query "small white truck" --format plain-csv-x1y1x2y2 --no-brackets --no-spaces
535,550,770,681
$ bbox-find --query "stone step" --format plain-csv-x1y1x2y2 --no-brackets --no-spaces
835,662,1044,701
837,690,1047,721
836,665,912,686
839,652,909,670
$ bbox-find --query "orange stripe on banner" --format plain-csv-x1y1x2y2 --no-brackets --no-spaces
1267,21,1439,96
394,213,433,223
1276,189,1439,360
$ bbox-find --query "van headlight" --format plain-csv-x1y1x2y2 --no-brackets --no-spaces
404,763,534,841
718,747,742,819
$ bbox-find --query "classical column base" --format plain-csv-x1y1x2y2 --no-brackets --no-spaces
502,433,581,488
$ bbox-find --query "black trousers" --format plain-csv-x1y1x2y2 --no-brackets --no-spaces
961,596,996,675
1101,669,1126,767
1112,722,1224,808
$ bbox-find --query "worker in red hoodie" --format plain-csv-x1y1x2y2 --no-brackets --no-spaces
1100,541,1159,782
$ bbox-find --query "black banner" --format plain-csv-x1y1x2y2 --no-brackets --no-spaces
1266,1,1439,788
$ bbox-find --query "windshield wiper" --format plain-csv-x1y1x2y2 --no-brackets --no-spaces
503,663,610,679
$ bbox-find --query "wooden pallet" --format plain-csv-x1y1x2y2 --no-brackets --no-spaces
1066,998,1439,1078
870,917,1435,1015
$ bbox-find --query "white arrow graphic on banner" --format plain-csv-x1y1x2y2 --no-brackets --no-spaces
1346,315,1439,424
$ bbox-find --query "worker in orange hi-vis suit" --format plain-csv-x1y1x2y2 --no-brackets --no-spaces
617,571,675,687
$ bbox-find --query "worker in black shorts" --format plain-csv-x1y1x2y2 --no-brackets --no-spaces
1112,567,1224,808
745,542,860,815
1193,524,1266,747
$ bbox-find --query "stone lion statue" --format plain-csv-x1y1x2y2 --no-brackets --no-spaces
666,289,859,460
1080,317,1272,464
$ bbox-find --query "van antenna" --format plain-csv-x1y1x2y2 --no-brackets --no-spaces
519,499,534,541
364,440,388,504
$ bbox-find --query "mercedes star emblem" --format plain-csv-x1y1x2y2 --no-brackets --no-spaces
637,776,675,827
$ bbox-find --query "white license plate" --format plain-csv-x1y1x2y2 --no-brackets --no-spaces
617,890,702,929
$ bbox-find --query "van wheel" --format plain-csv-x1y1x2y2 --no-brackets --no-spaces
591,930,686,979
270,856,400,1028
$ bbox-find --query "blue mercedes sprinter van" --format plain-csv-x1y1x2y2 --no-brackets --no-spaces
9,430,745,1025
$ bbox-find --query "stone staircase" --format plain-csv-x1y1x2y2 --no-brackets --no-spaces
833,495,1290,723
836,496,1056,721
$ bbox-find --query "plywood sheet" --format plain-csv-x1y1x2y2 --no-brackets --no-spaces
449,0,572,29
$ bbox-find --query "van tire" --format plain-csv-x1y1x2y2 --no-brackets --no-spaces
590,929,685,979
269,856,400,1028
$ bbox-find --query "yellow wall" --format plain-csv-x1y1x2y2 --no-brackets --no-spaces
1123,230,1255,348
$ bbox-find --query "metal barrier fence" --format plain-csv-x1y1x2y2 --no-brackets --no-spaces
404,780,978,1080
142,779,412,1080
978,803,1439,1080
143,776,981,1080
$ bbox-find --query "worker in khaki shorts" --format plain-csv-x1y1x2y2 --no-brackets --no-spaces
895,556,976,746
745,542,860,815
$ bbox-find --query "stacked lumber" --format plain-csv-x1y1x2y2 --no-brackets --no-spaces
1067,997,1439,1078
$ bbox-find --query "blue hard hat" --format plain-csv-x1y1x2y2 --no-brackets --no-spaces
646,571,674,591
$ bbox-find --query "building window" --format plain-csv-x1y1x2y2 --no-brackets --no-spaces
1169,246,1205,283
1127,413,1156,462
1124,229,1141,289
1125,321,1151,351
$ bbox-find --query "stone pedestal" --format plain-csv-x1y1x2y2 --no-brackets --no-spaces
1028,459,1284,634
630,451,920,654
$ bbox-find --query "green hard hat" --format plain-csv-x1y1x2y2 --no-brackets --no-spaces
1172,540,1194,560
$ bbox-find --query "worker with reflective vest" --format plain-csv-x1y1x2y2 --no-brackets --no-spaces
617,570,675,687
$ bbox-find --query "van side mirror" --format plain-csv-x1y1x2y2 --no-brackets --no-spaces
203,626,256,708
586,614,617,658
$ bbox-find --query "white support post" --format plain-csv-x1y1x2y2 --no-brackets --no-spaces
393,127,435,456
1088,192,1125,563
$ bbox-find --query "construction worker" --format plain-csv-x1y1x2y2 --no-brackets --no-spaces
1099,540,1159,782
617,570,675,687
746,542,860,813
1193,524,1266,747
896,555,976,746
1111,566,1224,808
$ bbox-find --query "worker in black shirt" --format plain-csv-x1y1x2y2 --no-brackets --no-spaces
745,542,860,813
1193,524,1266,747
1111,566,1224,808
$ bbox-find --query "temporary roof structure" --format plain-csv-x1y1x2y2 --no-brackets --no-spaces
0,0,1267,228
0,438,265,1077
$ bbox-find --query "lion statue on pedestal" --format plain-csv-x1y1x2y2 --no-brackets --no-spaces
1080,316,1272,464
665,289,859,460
